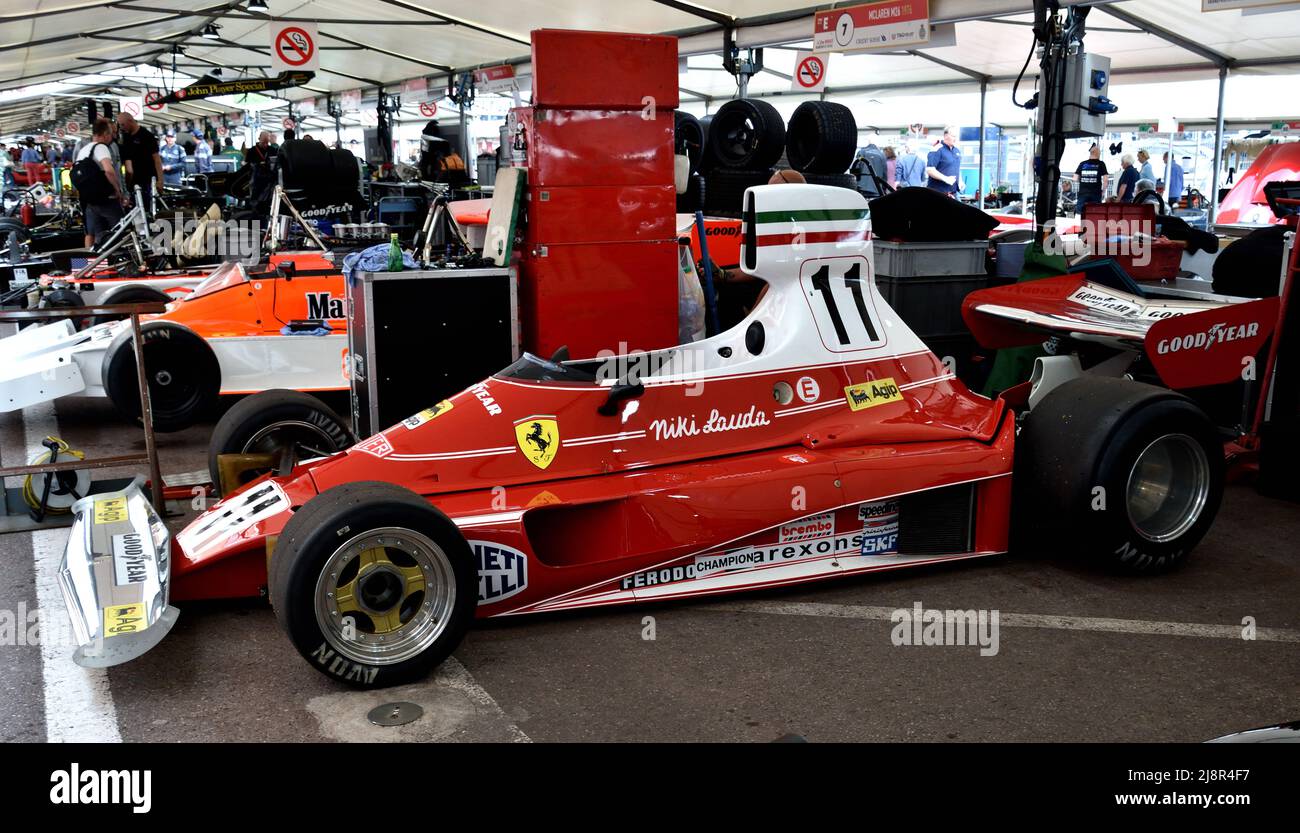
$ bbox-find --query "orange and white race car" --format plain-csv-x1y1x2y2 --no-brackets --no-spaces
0,251,346,430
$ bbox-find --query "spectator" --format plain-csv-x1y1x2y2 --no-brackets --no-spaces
220,137,242,159
158,129,185,186
1073,143,1108,210
0,143,12,191
20,138,41,164
194,136,214,173
1116,154,1139,203
284,127,296,143
1133,178,1164,211
1059,178,1077,216
894,140,926,188
883,145,897,190
115,112,163,211
44,143,58,165
245,130,276,210
925,125,961,195
1162,152,1185,205
74,117,128,248
61,143,74,164
1137,148,1154,183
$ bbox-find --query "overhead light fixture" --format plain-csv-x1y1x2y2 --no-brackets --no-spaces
202,23,221,40
247,0,269,11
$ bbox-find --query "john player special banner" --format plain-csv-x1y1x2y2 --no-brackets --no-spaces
156,71,315,105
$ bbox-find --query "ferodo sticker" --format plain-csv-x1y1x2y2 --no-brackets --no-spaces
844,378,903,411
471,541,527,604
402,400,453,429
93,497,128,525
103,604,146,638
858,500,900,555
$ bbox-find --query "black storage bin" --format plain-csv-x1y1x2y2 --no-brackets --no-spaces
876,273,988,341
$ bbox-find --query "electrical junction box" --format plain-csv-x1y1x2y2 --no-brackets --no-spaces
1062,52,1113,137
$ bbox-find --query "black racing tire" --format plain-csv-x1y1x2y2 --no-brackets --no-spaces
786,101,858,174
207,389,355,495
278,139,332,189
102,320,220,432
803,172,859,191
706,99,786,171
36,288,85,329
0,217,30,243
677,172,704,214
1015,376,1224,574
329,148,360,188
270,481,477,688
88,285,172,328
697,115,715,174
704,168,774,217
674,110,705,176
40,287,84,309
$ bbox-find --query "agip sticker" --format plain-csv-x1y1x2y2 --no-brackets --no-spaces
844,378,903,412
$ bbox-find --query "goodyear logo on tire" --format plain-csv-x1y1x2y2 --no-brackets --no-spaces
844,378,903,411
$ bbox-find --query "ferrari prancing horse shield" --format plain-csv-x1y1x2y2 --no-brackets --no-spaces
514,415,559,469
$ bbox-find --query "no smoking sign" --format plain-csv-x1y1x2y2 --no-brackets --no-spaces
270,22,319,73
792,51,828,93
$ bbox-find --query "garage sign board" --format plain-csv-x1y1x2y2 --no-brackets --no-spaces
1202,0,1297,10
270,21,319,73
473,64,517,93
813,1,930,52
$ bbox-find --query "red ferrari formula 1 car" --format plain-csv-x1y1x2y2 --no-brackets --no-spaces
59,185,1227,687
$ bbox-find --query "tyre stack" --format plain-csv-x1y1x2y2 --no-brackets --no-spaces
783,101,859,190
701,99,787,217
674,110,706,213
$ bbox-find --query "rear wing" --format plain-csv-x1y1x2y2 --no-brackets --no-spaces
962,275,1279,389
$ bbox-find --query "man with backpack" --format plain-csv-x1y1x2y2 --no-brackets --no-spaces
73,118,128,248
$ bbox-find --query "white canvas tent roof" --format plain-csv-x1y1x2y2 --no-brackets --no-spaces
2,0,1300,137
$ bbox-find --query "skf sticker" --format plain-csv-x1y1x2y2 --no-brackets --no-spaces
514,416,559,470
103,603,145,637
858,500,900,555
844,378,903,412
471,541,528,603
355,434,394,458
93,497,128,525
403,400,453,429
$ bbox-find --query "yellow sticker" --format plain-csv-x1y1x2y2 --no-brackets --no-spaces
844,378,904,412
93,497,128,525
402,400,454,429
103,603,146,638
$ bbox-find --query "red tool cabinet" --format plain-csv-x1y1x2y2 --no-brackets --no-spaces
514,30,681,359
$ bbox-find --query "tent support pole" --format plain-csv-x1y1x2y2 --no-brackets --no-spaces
978,78,987,207
1210,65,1227,225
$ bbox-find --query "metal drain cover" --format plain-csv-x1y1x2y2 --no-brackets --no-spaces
368,701,424,727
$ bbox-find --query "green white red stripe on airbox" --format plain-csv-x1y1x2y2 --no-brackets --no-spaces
752,207,871,248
